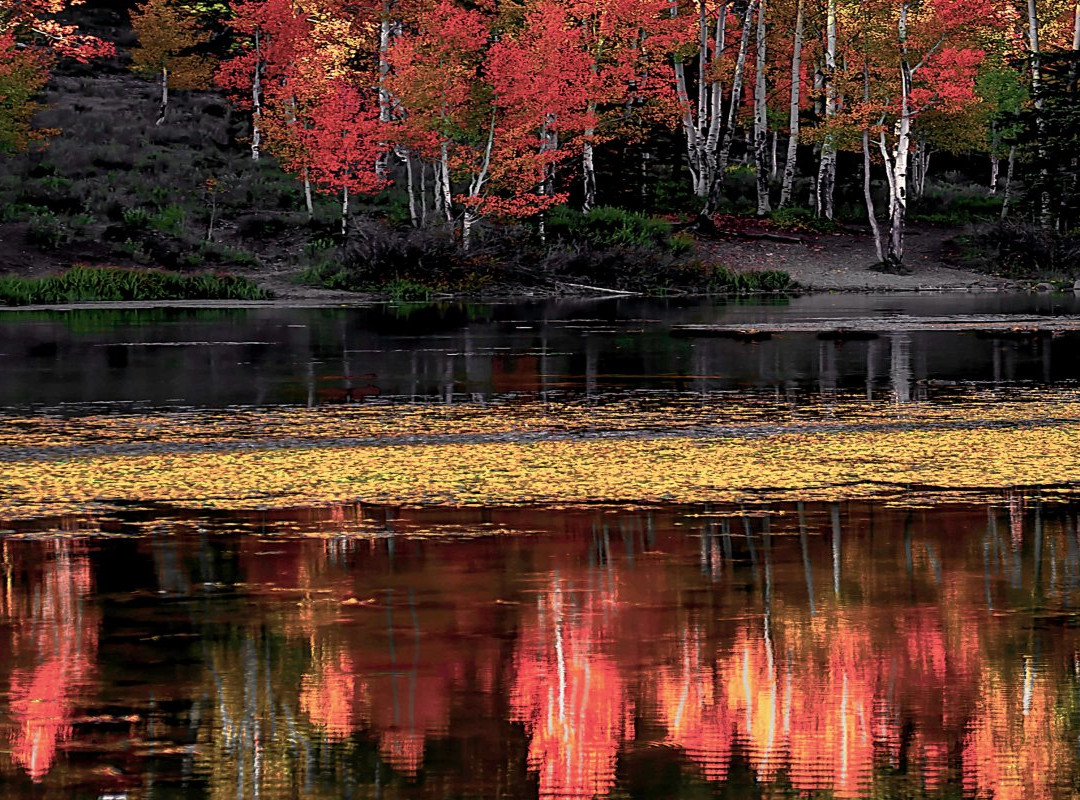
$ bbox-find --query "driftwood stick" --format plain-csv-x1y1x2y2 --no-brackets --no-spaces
559,281,642,296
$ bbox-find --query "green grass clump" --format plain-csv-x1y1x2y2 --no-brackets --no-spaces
706,265,794,294
769,207,841,233
547,205,681,250
382,278,434,301
0,266,269,306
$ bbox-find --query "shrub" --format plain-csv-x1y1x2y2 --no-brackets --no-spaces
149,204,187,235
769,206,840,233
383,278,434,301
547,205,679,250
954,221,1080,279
122,207,152,228
27,211,71,250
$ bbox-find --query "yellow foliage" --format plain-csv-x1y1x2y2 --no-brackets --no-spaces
129,0,213,90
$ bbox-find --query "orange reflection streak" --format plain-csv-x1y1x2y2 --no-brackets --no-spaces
511,579,634,800
655,628,733,781
300,648,360,741
963,656,1075,800
5,542,98,782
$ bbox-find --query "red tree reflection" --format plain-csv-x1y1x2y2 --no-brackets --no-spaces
3,541,98,781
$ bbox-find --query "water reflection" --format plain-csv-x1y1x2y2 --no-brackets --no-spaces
4,296,1080,409
1,541,98,783
1,499,1079,798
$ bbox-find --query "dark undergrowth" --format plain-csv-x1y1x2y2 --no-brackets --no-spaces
947,221,1080,283
297,213,794,298
0,265,269,305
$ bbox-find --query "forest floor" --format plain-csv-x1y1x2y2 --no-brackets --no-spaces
0,220,1017,302
697,225,1013,292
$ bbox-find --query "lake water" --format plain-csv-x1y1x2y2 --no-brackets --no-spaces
3,294,1080,799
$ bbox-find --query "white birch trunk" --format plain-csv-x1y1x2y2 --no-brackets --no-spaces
462,210,478,252
672,1,726,199
341,185,349,237
753,0,771,216
778,0,804,208
583,101,597,212
862,64,884,263
885,3,913,267
706,0,759,214
420,162,429,227
439,142,453,225
1071,0,1080,50
989,155,1000,195
1027,0,1051,227
815,0,838,219
303,168,314,219
156,66,168,126
1001,145,1016,219
405,154,419,228
376,7,392,181
462,115,496,251
251,32,262,162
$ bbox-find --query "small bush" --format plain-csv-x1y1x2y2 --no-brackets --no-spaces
0,266,269,306
122,207,152,228
383,278,434,301
547,205,680,250
149,205,187,235
0,202,46,222
769,207,840,233
954,221,1080,279
27,212,71,250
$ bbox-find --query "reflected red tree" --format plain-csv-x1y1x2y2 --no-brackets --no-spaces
2,541,99,782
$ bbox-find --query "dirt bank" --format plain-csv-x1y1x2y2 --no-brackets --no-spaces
698,225,1011,292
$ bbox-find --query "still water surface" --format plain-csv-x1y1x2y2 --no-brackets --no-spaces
3,295,1080,799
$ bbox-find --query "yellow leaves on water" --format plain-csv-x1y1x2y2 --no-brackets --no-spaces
6,388,1080,452
2,421,1079,519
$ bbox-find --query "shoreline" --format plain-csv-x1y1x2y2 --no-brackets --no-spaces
0,283,1046,313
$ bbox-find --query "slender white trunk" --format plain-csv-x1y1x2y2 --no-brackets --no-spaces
1071,0,1080,51
1001,145,1016,219
341,186,349,236
156,66,168,126
706,0,759,213
303,168,314,219
886,113,911,266
439,142,453,225
753,0,771,215
816,0,838,219
420,162,429,227
1027,0,1051,227
462,210,477,252
885,3,912,267
990,155,1000,195
251,32,262,162
770,130,778,178
672,0,726,198
405,154,419,228
462,114,496,251
779,0,804,208
376,7,392,180
862,63,883,263
583,101,597,212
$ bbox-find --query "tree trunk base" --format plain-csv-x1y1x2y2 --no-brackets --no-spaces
869,258,912,276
